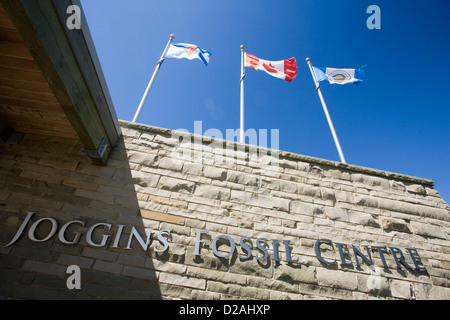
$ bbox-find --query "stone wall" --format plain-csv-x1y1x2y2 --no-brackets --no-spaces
0,121,449,300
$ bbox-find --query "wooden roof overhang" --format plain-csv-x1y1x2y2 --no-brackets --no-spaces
0,0,121,165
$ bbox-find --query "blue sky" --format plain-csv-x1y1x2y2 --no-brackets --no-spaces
81,0,450,204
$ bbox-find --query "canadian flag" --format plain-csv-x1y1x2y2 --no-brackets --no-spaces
245,53,297,82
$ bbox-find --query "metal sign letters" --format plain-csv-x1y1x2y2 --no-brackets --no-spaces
5,212,427,272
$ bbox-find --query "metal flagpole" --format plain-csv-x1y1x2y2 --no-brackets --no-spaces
240,45,245,143
306,57,347,164
132,34,175,123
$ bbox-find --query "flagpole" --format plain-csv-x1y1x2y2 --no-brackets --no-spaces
132,34,175,123
306,58,347,164
240,45,245,144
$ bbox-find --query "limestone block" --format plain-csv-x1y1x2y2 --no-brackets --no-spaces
269,290,304,300
348,211,379,227
291,201,324,216
194,184,231,201
354,194,379,208
412,283,450,300
411,221,445,239
187,265,247,286
298,184,321,198
184,248,229,272
121,127,141,139
326,169,351,181
390,279,413,299
282,219,297,228
229,256,273,279
274,264,316,284
140,209,185,225
160,272,207,290
352,173,390,189
22,260,66,276
204,166,227,180
278,158,297,169
377,198,418,215
316,267,358,291
320,188,336,202
380,217,411,233
153,134,180,147
258,194,290,212
131,171,160,188
230,190,258,206
280,180,297,193
261,177,280,190
128,151,158,167
120,265,157,282
209,280,270,299
406,184,426,195
148,259,187,274
158,176,195,194
227,171,259,186
183,162,203,176
158,157,184,172
357,271,390,296
325,207,349,222
417,205,450,221
390,181,406,192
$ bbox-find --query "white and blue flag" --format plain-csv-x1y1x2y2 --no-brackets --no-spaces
313,67,364,85
165,43,212,66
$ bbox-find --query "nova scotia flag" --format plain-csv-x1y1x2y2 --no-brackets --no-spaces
166,43,212,66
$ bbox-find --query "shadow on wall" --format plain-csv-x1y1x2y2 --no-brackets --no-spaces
0,134,163,299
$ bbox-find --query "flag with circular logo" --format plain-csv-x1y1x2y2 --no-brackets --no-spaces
313,67,365,85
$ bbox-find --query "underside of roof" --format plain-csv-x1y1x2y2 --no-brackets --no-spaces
0,0,121,165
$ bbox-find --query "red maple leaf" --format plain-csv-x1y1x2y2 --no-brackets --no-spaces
262,62,278,74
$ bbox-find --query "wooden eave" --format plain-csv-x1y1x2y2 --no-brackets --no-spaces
0,0,121,165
